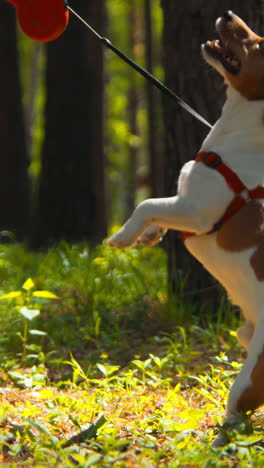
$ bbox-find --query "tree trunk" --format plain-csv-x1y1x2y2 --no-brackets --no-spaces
161,1,263,303
126,1,139,217
144,0,164,198
0,1,30,240
33,0,106,247
25,43,42,155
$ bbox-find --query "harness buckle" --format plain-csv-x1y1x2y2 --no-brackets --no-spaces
201,152,222,169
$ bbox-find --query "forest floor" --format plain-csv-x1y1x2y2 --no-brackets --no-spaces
0,243,263,467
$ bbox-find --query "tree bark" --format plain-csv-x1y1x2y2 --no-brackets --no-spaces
126,1,139,217
25,43,42,155
144,0,164,198
161,1,263,302
33,0,106,247
0,1,30,240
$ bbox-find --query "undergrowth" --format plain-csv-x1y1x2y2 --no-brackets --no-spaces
0,242,263,467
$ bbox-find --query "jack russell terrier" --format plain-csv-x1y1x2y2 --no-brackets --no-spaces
108,11,264,446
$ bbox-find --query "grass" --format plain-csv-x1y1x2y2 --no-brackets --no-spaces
0,242,263,467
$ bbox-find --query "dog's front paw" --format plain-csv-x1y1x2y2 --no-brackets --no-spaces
135,226,167,247
107,228,135,249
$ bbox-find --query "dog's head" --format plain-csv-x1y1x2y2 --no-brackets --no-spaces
202,11,264,100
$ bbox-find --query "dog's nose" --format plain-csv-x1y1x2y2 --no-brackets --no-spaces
223,11,233,22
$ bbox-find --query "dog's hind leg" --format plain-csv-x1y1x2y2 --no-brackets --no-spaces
213,319,264,446
237,321,254,351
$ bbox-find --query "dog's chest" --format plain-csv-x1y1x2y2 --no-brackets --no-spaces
216,200,264,281
185,200,264,320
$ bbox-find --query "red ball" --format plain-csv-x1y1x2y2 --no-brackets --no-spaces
7,0,69,42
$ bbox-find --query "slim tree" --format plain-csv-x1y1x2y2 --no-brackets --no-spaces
33,0,106,247
161,1,263,299
144,0,164,198
0,1,30,240
126,0,139,217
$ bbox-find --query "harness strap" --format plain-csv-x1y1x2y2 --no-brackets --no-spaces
196,151,246,193
182,151,264,242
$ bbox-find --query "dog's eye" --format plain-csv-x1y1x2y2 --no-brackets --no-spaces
257,41,264,50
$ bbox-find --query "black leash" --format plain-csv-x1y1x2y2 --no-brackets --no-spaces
66,4,213,130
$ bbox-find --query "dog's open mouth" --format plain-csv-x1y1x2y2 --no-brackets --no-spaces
204,39,241,75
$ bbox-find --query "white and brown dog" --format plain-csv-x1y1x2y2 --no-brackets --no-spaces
108,11,264,445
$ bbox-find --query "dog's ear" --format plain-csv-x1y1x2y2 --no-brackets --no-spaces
7,0,69,42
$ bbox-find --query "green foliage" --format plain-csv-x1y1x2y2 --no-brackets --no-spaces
0,243,262,466
0,243,167,360
0,276,57,361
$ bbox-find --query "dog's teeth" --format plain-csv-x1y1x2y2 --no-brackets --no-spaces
224,55,239,68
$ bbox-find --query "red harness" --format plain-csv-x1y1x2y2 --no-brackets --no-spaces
182,151,264,242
